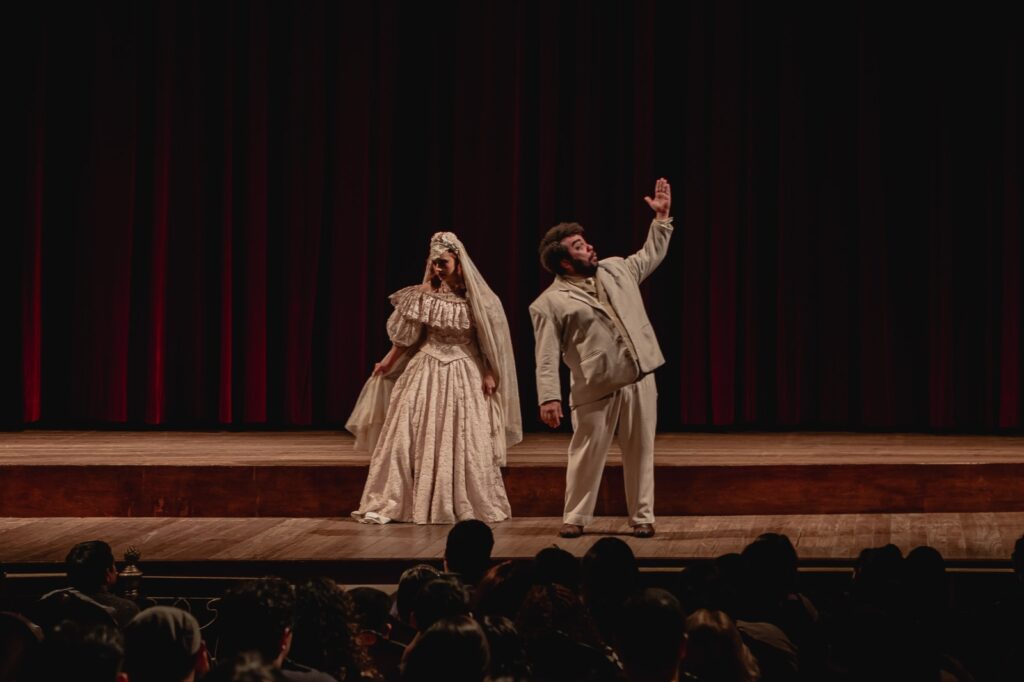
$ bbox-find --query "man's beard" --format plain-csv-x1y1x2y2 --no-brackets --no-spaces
571,255,598,277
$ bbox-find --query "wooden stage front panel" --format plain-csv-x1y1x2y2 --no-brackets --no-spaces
1,431,1023,517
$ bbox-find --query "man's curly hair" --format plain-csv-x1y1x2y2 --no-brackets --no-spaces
538,222,585,275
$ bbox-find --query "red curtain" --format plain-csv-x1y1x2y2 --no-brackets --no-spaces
9,0,1022,429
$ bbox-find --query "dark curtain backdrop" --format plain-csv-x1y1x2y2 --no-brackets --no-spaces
7,0,1022,430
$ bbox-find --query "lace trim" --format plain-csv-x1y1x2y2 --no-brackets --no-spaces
389,285,472,331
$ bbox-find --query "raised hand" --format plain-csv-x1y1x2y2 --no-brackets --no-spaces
643,177,671,220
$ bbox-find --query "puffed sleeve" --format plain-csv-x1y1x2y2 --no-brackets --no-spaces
385,286,426,347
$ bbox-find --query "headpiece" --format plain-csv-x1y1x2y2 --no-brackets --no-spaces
429,231,460,259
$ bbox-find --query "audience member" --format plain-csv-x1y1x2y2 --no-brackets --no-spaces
444,520,495,587
215,576,334,682
478,615,530,681
401,615,489,682
581,536,640,643
392,564,440,644
123,606,209,682
64,540,140,627
0,611,43,682
292,579,380,682
516,583,619,682
348,586,402,682
533,545,580,591
740,533,823,678
25,620,127,682
204,651,278,682
473,561,534,621
681,609,760,682
614,588,688,682
411,576,470,633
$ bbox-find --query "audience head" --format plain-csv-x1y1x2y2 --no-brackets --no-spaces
740,533,799,615
682,609,760,682
474,561,535,620
123,606,208,682
852,544,905,608
445,520,495,586
478,615,530,681
581,537,639,598
346,585,389,638
27,620,127,682
66,540,117,592
396,564,441,625
904,545,949,614
401,615,490,682
291,578,375,681
203,652,277,682
615,589,687,682
215,576,295,667
0,611,43,682
533,545,580,591
581,537,639,638
412,576,471,632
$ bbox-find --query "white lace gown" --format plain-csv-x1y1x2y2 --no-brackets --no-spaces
352,285,512,524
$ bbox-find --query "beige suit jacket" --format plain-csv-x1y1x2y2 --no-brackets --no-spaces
530,219,673,407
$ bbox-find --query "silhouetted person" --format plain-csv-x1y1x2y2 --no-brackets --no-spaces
392,564,440,645
292,579,380,682
348,586,402,682
445,520,495,588
411,576,470,633
614,589,689,682
63,540,139,628
215,576,334,682
123,606,211,682
582,537,640,643
401,616,489,682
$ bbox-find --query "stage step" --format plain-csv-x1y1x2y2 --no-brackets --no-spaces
2,431,1023,517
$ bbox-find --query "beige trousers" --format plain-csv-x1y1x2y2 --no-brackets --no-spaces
564,373,656,527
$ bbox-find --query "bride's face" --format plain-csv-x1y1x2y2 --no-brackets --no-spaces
431,251,460,281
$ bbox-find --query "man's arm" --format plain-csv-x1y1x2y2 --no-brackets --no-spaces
625,177,674,283
530,300,564,428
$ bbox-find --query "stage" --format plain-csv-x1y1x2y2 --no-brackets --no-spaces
1,431,1022,576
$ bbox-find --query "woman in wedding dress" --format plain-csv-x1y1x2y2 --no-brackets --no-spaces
347,232,522,524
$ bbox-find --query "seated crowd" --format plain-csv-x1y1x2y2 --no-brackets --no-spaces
0,524,1021,682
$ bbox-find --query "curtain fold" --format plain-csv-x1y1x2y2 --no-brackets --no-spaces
12,0,1023,430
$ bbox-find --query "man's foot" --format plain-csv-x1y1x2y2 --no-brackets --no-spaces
558,523,583,538
633,523,655,538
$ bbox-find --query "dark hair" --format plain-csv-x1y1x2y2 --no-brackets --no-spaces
581,537,639,641
739,533,800,621
538,222,585,275
413,576,470,632
291,578,377,682
26,621,125,682
533,546,580,591
445,520,494,586
396,564,441,624
401,616,490,682
347,586,392,634
615,589,687,682
215,576,295,664
474,561,535,621
65,540,116,592
203,652,276,682
479,615,530,681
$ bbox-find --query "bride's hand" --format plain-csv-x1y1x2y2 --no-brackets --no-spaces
482,372,496,396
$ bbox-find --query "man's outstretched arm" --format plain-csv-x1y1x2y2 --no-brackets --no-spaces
625,177,674,283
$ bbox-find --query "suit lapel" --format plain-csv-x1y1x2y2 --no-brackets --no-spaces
552,278,609,316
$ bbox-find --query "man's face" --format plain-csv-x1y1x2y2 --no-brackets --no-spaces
559,234,598,276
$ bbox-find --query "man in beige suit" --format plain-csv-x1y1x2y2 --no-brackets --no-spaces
530,178,673,539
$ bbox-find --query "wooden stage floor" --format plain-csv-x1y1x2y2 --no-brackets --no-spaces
2,431,1023,518
0,431,1021,570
